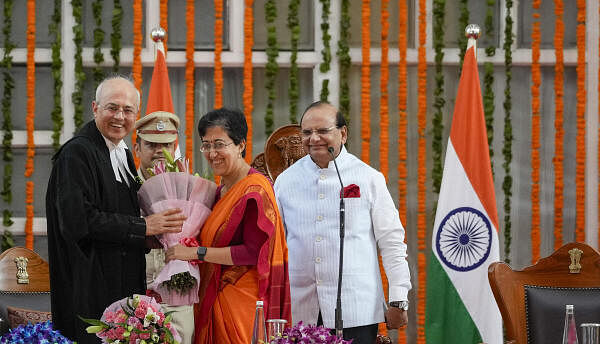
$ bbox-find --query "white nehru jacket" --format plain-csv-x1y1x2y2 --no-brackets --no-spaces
274,146,411,329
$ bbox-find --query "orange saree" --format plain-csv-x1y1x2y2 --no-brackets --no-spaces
194,172,291,344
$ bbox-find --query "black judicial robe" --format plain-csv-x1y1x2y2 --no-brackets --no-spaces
46,120,146,343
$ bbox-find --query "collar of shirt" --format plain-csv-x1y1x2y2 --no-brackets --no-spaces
102,135,135,186
306,145,350,172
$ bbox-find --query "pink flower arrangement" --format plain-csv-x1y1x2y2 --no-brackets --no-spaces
80,294,181,344
271,321,352,344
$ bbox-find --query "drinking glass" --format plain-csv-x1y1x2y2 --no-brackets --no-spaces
266,319,287,342
581,323,600,344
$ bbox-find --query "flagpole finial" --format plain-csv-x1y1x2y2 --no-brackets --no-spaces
151,27,167,43
465,24,480,40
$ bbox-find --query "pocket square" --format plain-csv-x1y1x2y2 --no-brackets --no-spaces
342,184,360,198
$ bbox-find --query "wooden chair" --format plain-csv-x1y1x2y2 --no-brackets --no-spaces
251,124,306,182
0,246,51,328
488,242,600,344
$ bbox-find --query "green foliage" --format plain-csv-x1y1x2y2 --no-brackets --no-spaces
287,0,299,124
50,0,63,151
1,229,14,251
161,271,197,294
110,0,123,72
457,0,469,73
264,0,278,136
431,0,446,195
92,0,105,87
318,0,331,102
1,0,14,232
72,0,85,132
483,0,496,175
502,0,514,264
337,0,351,124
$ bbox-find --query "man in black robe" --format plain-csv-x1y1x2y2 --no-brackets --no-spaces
46,76,186,343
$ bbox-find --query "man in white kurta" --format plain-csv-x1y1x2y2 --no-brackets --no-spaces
274,101,411,344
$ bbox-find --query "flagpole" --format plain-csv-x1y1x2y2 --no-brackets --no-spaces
465,24,480,59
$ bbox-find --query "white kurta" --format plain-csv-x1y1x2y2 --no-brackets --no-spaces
274,147,411,328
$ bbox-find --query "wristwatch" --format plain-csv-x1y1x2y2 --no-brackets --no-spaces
389,300,409,311
196,246,207,261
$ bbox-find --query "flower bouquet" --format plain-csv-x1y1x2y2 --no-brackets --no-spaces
270,321,352,344
0,321,73,344
137,150,217,306
80,294,181,344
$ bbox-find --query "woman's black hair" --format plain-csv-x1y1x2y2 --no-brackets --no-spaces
197,108,248,157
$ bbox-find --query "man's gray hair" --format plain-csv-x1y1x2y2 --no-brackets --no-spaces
95,74,141,109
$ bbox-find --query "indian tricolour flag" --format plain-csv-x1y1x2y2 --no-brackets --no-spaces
425,38,502,344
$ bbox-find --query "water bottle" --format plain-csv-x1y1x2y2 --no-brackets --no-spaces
251,300,267,344
562,304,579,344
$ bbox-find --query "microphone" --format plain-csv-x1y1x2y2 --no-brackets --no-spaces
328,146,345,339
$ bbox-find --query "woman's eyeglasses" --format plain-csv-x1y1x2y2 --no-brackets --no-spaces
199,141,234,152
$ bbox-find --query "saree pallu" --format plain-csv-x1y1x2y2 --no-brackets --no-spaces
194,172,291,344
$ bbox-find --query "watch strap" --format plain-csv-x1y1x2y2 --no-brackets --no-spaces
196,246,207,261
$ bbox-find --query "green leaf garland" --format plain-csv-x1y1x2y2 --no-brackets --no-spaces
483,0,495,174
337,0,350,123
319,0,331,102
287,0,299,124
110,0,123,72
457,0,469,72
50,0,63,151
1,0,14,230
502,0,514,263
431,0,446,195
92,0,105,87
264,0,278,136
72,0,85,131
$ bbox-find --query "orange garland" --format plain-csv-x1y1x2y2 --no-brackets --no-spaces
397,0,408,342
553,0,564,250
185,0,195,167
377,1,390,336
379,0,389,181
360,0,370,164
598,0,600,250
242,0,254,162
214,0,224,108
24,0,35,250
132,0,143,166
417,0,427,342
160,0,168,52
575,0,586,242
530,1,541,264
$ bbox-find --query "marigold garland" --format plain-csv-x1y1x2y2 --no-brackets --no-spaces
160,0,168,53
131,0,143,165
264,0,278,136
71,0,84,132
431,0,446,195
25,0,35,250
111,0,123,72
337,0,351,123
214,0,223,108
185,0,195,167
417,0,427,342
92,0,105,87
377,254,389,336
530,1,541,263
575,0,586,242
598,0,600,250
553,0,564,250
379,0,389,181
397,0,408,294
242,0,254,162
288,0,299,123
1,0,15,231
502,0,514,264
360,0,370,164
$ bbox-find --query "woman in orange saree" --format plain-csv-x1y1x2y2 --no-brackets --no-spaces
166,108,291,344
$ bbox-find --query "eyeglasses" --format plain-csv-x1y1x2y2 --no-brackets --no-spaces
103,103,137,118
199,141,234,152
300,126,337,138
